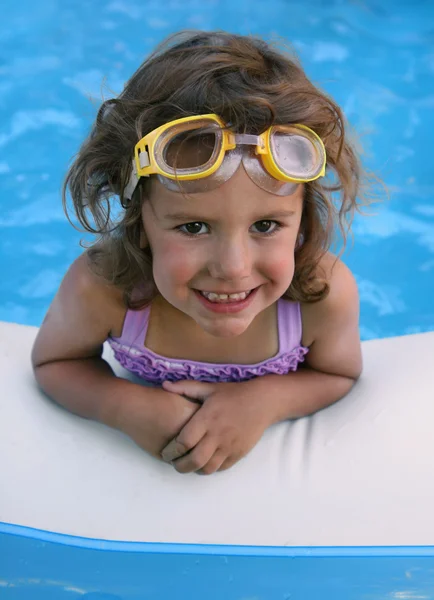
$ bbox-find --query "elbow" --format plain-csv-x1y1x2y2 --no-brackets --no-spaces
342,365,362,398
351,368,362,384
342,374,358,397
30,345,41,372
352,356,363,383
31,348,45,380
30,330,47,372
334,366,361,397
344,352,363,385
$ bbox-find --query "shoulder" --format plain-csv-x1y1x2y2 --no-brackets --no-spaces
43,250,127,342
66,252,126,325
300,252,359,347
32,251,128,367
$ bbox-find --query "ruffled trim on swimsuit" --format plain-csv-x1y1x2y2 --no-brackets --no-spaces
107,339,309,384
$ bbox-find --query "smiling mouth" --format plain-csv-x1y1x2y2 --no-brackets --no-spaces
197,289,254,303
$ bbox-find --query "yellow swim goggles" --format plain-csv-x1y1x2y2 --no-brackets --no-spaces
124,114,326,199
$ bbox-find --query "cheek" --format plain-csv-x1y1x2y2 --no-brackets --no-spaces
152,237,201,286
260,238,296,283
266,254,295,285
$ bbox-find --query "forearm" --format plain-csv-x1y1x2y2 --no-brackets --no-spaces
248,367,357,424
33,357,144,429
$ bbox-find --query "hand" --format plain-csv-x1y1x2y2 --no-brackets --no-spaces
161,379,272,475
115,385,201,460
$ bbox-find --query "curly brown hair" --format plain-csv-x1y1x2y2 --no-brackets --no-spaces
63,30,379,310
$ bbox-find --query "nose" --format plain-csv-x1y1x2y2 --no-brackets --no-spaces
208,235,252,281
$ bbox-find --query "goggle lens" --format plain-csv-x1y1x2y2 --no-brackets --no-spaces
270,127,325,180
155,121,222,175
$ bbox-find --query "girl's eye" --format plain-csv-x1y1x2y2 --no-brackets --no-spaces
251,220,281,235
177,220,282,237
178,222,209,236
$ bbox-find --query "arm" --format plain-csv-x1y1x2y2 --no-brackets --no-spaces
32,253,199,457
32,253,131,427
244,368,356,423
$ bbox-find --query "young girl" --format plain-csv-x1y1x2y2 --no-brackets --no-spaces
32,31,374,476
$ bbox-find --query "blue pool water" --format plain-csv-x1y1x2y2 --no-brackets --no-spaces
1,0,433,340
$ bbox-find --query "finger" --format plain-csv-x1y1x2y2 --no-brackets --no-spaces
218,453,243,472
160,410,208,462
160,438,190,463
162,379,212,402
198,450,228,476
172,435,217,474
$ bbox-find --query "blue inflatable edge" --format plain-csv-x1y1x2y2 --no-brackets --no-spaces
2,521,434,557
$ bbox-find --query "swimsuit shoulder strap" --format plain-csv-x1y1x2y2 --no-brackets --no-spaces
277,298,303,352
117,304,151,348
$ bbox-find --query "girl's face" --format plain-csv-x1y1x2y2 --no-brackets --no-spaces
141,167,303,338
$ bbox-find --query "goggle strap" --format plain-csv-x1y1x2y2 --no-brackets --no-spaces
124,159,138,200
139,150,150,169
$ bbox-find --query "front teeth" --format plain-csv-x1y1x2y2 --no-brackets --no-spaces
200,290,251,302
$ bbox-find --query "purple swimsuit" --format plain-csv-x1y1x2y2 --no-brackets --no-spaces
108,298,308,384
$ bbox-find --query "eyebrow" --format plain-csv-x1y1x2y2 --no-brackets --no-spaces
162,210,296,222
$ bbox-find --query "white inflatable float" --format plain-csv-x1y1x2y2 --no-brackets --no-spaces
1,320,434,598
